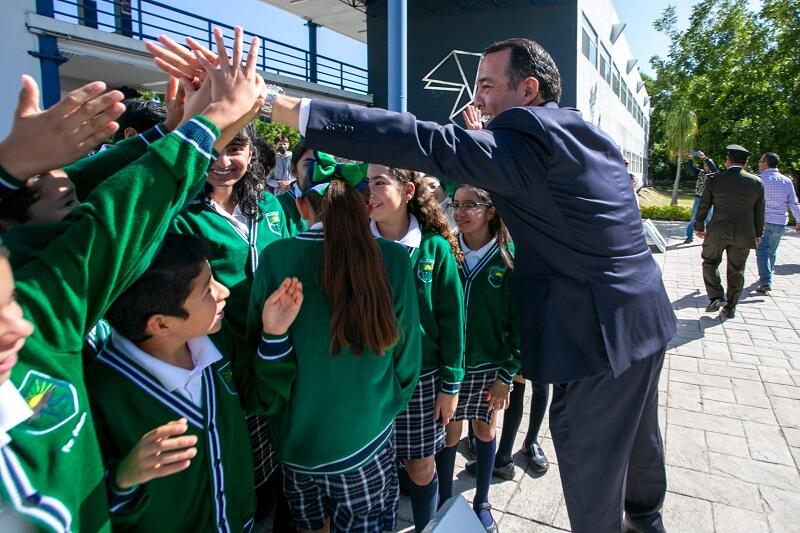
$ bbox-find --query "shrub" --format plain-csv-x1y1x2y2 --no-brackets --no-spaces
640,205,691,221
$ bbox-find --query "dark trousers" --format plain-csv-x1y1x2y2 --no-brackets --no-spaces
701,238,751,307
549,347,666,533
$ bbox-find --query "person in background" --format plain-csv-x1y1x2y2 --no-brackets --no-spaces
421,175,456,229
684,151,718,244
111,98,167,142
267,135,293,194
755,152,800,294
695,145,764,319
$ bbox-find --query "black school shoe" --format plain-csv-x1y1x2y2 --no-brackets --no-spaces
473,501,499,533
464,459,516,480
523,441,549,474
756,285,771,294
720,305,736,319
705,297,726,312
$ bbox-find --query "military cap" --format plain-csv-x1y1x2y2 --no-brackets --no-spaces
726,144,751,160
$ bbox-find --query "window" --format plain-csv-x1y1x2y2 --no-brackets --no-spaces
599,45,611,84
612,65,621,97
581,15,598,69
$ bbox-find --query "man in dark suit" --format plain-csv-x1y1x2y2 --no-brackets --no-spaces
695,145,765,318
259,38,676,533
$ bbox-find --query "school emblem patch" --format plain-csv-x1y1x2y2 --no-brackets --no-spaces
487,266,507,288
266,211,282,236
18,371,79,435
417,259,435,283
217,362,238,395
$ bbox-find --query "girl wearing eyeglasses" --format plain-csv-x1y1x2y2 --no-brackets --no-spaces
440,184,521,532
367,164,464,532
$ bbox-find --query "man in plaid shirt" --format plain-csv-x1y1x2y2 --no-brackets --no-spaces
756,152,800,293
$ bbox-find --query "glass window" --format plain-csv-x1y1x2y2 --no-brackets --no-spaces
599,45,611,84
612,66,621,97
582,15,598,68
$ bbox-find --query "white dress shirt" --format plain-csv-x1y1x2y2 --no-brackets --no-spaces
370,214,422,249
0,381,34,447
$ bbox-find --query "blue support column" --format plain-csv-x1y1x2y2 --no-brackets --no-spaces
33,0,66,108
306,20,319,84
387,0,407,112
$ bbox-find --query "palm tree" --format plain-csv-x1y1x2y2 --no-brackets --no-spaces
665,101,697,206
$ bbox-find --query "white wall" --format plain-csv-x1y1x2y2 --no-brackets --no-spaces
575,0,649,179
0,1,44,139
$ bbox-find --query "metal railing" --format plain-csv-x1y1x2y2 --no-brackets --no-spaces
48,0,369,94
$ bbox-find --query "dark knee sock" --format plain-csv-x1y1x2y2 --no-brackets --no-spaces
525,382,550,447
434,444,458,507
408,475,439,532
473,437,497,527
496,381,525,465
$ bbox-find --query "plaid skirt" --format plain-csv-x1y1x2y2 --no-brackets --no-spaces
246,414,279,487
393,369,445,459
452,369,498,424
282,442,399,533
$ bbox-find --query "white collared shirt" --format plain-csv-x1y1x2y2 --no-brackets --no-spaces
0,381,34,447
207,199,250,240
370,214,422,249
459,234,497,271
112,332,223,408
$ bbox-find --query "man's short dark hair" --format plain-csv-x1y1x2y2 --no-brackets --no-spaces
762,152,780,168
483,38,562,103
112,99,167,142
728,153,749,165
105,234,208,341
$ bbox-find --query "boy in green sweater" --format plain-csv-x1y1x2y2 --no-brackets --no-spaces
86,234,255,531
0,26,266,531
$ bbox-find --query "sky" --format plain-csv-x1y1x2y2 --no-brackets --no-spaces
91,0,764,80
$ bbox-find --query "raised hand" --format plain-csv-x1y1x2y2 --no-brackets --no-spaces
146,34,217,81
462,104,483,130
0,76,125,180
261,277,303,336
194,27,265,136
114,419,198,490
162,77,184,132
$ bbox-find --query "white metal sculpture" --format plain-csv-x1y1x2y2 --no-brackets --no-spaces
421,50,483,123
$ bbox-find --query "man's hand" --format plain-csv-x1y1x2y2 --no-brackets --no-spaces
695,230,705,239
262,277,303,336
114,419,197,490
433,392,458,425
194,27,265,142
461,105,483,130
485,379,511,412
0,76,125,180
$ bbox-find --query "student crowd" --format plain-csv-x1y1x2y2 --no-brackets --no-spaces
0,27,549,533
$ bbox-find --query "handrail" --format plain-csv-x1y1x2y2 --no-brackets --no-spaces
50,0,368,94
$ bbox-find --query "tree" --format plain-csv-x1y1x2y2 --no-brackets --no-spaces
665,102,697,205
647,0,800,180
253,120,301,148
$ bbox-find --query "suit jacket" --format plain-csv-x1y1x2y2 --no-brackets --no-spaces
304,100,677,383
695,167,764,248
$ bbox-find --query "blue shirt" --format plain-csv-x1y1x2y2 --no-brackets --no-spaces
760,168,800,225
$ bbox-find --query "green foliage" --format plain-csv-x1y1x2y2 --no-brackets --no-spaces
665,102,697,160
640,205,692,221
648,0,800,181
253,120,301,148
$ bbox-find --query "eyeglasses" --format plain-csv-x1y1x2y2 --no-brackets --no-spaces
448,201,491,212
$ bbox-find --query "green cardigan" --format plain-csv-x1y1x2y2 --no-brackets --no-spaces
1,116,219,532
86,331,255,532
458,240,521,384
171,194,290,338
242,229,421,475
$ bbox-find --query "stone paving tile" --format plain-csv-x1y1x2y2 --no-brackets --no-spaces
662,491,714,532
712,503,770,533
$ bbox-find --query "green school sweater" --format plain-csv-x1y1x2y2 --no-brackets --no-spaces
242,229,421,475
458,241,521,385
406,231,465,394
276,190,308,236
171,194,290,337
86,332,255,532
1,116,219,533
2,124,168,268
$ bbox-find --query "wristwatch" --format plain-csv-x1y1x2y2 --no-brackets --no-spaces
260,84,285,122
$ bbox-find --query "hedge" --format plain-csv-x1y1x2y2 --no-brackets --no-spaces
640,205,691,221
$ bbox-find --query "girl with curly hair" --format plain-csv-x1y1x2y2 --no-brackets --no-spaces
367,164,464,531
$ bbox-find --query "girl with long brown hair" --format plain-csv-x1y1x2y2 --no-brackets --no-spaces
245,152,421,533
367,164,464,531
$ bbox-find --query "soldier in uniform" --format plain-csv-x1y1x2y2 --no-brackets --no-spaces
695,145,765,318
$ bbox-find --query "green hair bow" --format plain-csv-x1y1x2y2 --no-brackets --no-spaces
304,151,368,196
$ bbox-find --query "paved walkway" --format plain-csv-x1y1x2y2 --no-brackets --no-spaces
395,221,800,533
